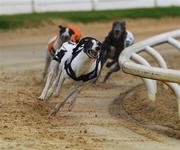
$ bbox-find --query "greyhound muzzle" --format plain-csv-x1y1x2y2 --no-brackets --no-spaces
113,30,123,39
87,49,99,59
61,35,70,43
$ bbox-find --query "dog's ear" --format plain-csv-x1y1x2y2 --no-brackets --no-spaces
121,20,126,26
98,41,102,46
112,21,116,28
121,20,126,29
96,40,102,51
59,25,63,29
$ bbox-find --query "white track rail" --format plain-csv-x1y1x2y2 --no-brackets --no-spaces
119,29,180,116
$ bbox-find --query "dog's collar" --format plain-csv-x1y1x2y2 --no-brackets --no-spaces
64,53,100,82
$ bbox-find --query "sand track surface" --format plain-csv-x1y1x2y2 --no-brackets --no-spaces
0,18,180,150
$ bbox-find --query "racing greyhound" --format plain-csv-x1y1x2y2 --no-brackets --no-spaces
43,25,81,79
100,20,134,82
38,37,102,117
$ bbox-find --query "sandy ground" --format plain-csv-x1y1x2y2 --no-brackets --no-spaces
0,17,180,150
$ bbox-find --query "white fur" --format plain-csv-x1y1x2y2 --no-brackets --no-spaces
43,28,72,80
43,35,62,79
38,40,101,117
39,42,75,100
63,28,70,37
124,31,134,47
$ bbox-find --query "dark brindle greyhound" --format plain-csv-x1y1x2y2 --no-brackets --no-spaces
99,20,134,82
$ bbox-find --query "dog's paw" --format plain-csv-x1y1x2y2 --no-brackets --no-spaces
48,108,58,118
67,101,74,112
48,103,62,118
46,90,53,99
38,95,46,101
53,91,59,97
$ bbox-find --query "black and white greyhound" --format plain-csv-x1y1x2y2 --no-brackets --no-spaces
99,20,134,82
38,37,102,117
43,25,77,79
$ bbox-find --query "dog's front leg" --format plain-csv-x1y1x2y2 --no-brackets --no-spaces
53,70,65,97
46,64,62,99
43,50,51,81
49,82,82,117
103,62,120,83
38,60,59,100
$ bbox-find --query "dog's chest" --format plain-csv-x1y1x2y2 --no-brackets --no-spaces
74,61,96,77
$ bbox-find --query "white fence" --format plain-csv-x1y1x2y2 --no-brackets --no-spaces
119,29,180,116
0,0,180,15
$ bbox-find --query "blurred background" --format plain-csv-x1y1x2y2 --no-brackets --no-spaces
0,0,180,15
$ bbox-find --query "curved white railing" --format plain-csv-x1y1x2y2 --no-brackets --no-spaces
119,29,180,116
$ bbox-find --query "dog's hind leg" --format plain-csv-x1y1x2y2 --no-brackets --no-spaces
103,63,120,83
38,60,59,100
49,82,82,117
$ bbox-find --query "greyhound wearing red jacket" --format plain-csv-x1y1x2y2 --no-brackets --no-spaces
43,25,81,79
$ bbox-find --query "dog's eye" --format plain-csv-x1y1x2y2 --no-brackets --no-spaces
85,42,92,50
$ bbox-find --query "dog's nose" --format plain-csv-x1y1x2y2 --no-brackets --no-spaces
114,30,121,34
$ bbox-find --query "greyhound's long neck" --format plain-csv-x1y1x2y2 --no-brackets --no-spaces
54,35,63,50
71,51,96,77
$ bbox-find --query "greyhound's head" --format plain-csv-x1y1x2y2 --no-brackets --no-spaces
59,25,75,43
112,20,126,39
82,38,102,59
